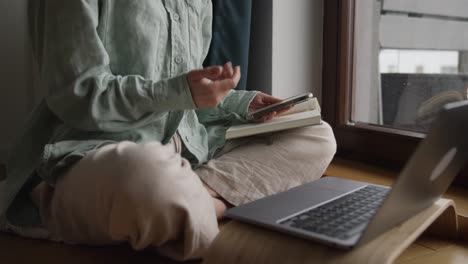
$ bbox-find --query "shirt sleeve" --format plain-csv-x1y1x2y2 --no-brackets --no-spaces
195,90,259,125
40,0,196,132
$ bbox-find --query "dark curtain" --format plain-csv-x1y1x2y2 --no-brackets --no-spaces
203,0,253,91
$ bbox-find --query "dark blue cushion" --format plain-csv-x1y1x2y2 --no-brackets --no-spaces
203,0,252,91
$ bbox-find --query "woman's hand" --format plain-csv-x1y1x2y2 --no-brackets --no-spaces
248,93,293,122
187,62,240,108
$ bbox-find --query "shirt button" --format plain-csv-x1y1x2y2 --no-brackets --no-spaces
185,136,190,142
172,13,180,21
175,56,184,64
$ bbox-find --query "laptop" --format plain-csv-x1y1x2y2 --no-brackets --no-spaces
225,100,468,249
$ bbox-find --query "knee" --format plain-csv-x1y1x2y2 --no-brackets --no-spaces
102,141,218,256
316,121,337,161
105,141,197,206
288,122,337,161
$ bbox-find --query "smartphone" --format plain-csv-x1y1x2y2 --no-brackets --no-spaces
246,93,313,121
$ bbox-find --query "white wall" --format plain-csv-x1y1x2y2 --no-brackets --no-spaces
272,0,323,101
0,0,34,163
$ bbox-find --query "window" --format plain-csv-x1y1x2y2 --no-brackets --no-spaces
322,0,468,185
353,0,468,134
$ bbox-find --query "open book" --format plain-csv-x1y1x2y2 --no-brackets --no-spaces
225,97,322,139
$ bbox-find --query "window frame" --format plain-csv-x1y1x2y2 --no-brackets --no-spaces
321,0,468,185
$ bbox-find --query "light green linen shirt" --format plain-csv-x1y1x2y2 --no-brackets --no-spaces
1,0,258,228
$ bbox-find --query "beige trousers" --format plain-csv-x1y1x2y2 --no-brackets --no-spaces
31,123,336,261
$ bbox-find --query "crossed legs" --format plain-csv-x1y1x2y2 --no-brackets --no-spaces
31,122,336,260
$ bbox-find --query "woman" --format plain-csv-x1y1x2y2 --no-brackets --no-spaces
2,0,336,260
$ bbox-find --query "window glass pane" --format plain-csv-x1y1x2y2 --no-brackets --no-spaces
352,0,468,133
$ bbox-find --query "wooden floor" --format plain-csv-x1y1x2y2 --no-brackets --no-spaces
1,158,468,263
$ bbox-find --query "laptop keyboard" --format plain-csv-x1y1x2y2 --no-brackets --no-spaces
279,185,390,240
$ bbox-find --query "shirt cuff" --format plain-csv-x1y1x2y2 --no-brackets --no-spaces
151,73,197,111
221,90,259,119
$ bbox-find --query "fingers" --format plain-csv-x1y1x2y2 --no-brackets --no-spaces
276,105,294,115
252,111,277,123
188,63,238,84
231,65,241,87
222,62,234,79
263,112,277,121
209,65,241,92
188,66,223,81
260,93,283,104
187,64,241,109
